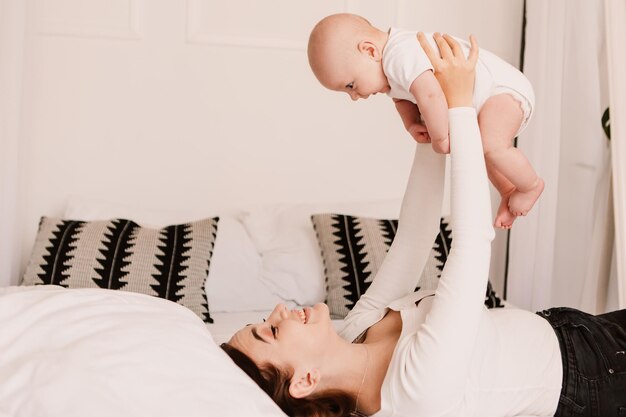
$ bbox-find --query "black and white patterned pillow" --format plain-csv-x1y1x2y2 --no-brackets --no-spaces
311,214,503,319
22,216,219,323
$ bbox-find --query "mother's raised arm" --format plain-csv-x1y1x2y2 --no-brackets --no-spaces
400,35,495,411
343,34,484,333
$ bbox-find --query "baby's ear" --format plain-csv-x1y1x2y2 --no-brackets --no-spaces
358,40,382,61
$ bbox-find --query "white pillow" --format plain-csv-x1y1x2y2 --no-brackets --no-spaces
207,217,285,312
0,285,286,417
63,195,283,313
239,199,402,306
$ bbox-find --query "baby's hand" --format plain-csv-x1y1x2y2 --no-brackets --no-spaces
430,135,450,154
407,122,431,144
394,99,430,144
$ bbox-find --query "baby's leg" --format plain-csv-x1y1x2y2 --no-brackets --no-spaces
478,94,543,227
487,167,517,229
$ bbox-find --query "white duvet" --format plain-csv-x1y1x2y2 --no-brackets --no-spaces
0,285,286,417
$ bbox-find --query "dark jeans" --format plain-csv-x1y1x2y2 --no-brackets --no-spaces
537,307,626,416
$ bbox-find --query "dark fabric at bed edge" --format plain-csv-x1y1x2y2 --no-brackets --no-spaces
21,216,219,323
312,213,503,319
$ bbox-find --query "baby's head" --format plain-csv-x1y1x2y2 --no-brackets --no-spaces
308,13,390,101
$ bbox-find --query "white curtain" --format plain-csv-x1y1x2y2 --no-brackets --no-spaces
0,0,26,287
605,0,626,309
508,0,619,313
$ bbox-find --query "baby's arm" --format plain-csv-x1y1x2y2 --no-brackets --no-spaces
393,99,430,144
410,71,450,154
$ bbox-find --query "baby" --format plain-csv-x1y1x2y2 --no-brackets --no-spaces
307,13,543,229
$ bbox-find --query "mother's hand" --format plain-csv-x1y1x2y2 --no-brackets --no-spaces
417,32,478,108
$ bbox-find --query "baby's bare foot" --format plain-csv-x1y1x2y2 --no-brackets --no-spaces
508,178,544,216
494,193,517,229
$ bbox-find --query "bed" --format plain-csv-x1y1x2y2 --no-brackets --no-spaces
0,195,505,417
0,286,286,417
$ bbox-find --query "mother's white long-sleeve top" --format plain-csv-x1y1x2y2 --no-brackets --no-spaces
339,108,562,417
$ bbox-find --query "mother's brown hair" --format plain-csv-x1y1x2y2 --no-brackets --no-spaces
220,342,364,417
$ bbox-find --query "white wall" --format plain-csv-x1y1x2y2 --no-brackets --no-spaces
0,0,26,284
13,0,524,293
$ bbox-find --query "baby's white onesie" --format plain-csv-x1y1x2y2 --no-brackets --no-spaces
383,29,535,135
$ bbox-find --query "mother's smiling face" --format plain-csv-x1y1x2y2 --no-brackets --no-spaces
228,303,336,371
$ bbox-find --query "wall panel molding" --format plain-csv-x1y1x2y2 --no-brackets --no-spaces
37,0,142,40
186,0,354,50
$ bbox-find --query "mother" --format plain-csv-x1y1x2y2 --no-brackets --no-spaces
222,34,626,417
